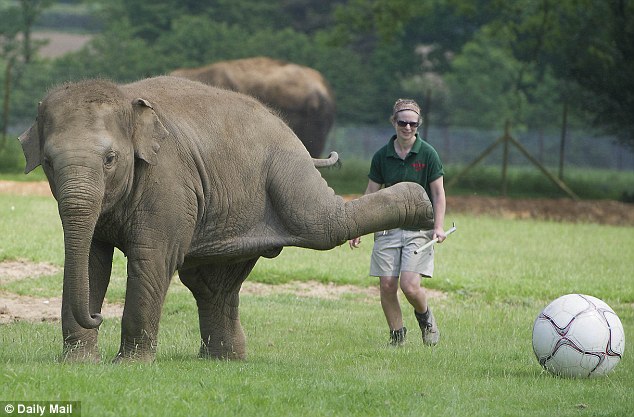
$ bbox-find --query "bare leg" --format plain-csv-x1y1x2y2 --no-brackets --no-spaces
401,271,439,345
399,271,428,314
379,276,403,330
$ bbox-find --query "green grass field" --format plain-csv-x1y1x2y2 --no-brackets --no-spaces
1,193,632,417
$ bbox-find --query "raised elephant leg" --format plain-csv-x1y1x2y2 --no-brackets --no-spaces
273,181,434,250
179,259,258,360
62,241,113,363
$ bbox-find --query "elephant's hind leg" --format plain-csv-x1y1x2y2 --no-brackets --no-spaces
179,259,258,360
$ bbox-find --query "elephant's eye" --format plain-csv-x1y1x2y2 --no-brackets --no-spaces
104,151,118,169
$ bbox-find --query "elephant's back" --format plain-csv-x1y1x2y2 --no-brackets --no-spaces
124,76,261,112
122,76,309,158
171,58,334,111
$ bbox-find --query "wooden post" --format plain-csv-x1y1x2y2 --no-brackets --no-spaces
508,135,579,200
559,100,568,180
538,127,544,164
446,119,579,200
501,121,510,196
445,135,504,188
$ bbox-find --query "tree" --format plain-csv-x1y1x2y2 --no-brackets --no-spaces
19,0,53,63
331,0,431,46
545,0,634,149
0,0,51,152
0,5,21,150
444,29,528,129
447,0,634,148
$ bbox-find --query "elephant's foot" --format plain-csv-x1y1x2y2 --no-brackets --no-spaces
199,335,246,360
113,335,157,363
61,338,100,363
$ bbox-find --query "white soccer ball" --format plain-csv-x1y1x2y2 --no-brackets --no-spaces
532,294,625,378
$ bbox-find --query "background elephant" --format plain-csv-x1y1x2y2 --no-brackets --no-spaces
19,76,433,363
171,57,335,158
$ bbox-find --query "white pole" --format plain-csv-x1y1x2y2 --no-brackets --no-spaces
414,223,457,255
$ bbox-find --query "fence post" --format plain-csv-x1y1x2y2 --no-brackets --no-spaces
508,135,579,200
501,120,510,196
445,135,504,189
446,120,579,200
559,100,568,180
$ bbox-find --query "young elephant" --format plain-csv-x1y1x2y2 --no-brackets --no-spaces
19,76,434,363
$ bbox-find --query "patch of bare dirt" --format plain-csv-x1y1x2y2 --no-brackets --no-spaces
241,280,380,300
0,292,123,324
0,260,123,324
0,260,60,282
0,181,52,196
0,271,360,324
0,259,444,324
447,195,634,226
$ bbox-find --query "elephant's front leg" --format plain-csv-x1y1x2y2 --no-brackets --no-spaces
62,241,114,363
114,258,172,363
179,259,258,360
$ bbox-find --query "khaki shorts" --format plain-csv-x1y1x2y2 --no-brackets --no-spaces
370,228,434,278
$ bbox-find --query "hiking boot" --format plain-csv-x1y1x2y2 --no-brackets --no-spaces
415,309,440,346
389,327,407,346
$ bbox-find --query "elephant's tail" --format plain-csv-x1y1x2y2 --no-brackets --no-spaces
313,151,340,169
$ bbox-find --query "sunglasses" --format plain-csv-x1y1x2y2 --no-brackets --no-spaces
396,120,419,128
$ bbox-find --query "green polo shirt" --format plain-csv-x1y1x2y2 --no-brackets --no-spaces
368,134,444,204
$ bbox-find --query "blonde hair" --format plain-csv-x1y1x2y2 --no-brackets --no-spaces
390,98,422,124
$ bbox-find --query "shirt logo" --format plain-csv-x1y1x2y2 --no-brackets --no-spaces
411,162,426,172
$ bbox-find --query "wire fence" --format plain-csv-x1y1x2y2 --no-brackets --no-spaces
326,125,634,171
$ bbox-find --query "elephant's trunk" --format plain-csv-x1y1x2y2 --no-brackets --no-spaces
57,172,104,329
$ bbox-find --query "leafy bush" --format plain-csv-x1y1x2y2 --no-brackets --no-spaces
0,136,26,174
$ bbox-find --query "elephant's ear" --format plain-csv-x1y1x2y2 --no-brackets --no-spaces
131,98,169,166
18,124,41,174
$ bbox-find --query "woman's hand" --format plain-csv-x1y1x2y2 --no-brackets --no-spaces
433,227,446,244
349,237,361,249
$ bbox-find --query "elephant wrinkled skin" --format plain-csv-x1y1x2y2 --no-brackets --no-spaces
18,76,434,363
171,57,335,158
